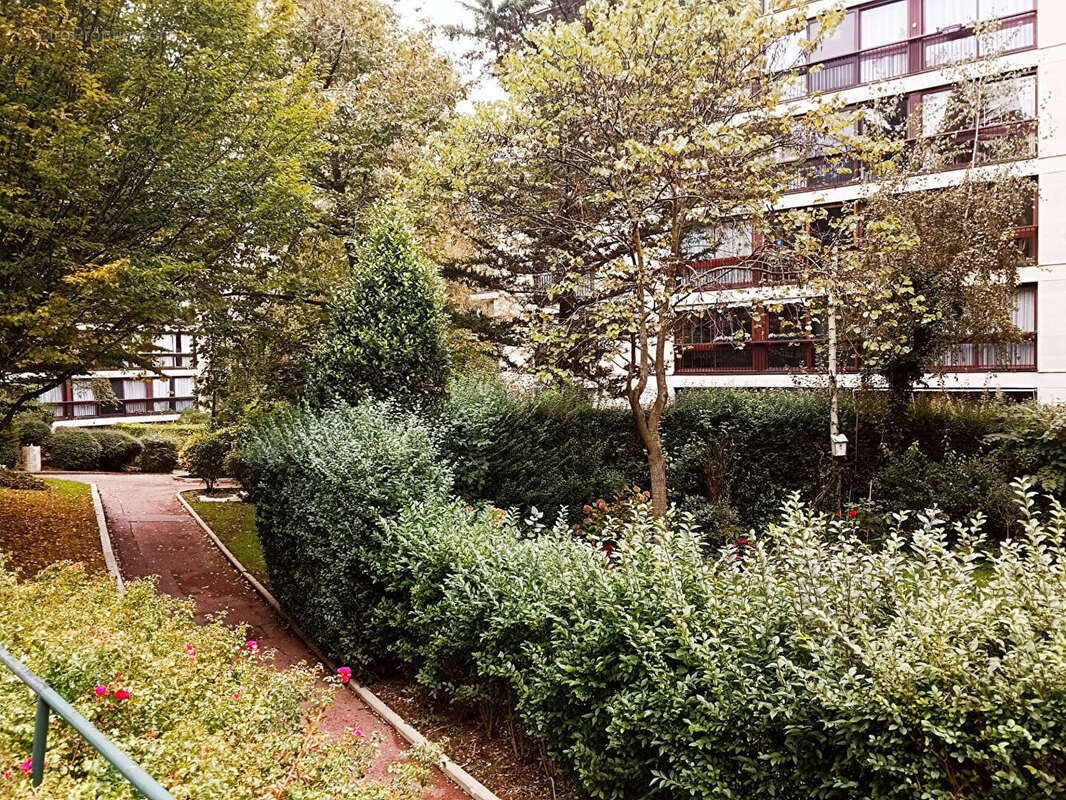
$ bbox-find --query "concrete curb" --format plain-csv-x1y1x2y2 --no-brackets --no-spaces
90,483,124,592
175,491,501,800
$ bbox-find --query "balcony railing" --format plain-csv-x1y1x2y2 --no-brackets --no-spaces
675,336,1035,375
680,257,797,291
47,396,197,421
798,11,1036,97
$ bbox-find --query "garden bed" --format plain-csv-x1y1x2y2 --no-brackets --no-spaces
0,478,105,577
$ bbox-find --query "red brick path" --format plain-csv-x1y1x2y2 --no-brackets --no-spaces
54,472,470,800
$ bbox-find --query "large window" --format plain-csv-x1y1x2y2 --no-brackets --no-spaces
861,2,909,81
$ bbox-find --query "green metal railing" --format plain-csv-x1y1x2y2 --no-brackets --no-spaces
0,643,175,799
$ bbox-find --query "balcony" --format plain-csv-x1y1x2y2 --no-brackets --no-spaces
795,11,1036,98
680,257,796,291
47,395,198,421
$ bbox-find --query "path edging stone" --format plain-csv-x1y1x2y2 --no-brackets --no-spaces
90,483,124,591
175,491,502,800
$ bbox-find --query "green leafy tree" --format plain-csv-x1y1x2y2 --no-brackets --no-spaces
193,0,461,420
431,0,835,516
304,206,451,411
0,0,324,429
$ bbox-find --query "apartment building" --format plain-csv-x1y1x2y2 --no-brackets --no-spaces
39,332,200,427
671,0,1066,403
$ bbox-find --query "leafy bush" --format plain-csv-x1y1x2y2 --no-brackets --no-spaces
304,205,451,412
251,404,1066,800
0,467,47,491
15,417,52,447
49,428,102,471
441,382,1053,537
114,421,206,448
138,436,179,473
180,430,232,489
91,429,143,471
0,562,432,799
246,403,452,670
0,427,17,470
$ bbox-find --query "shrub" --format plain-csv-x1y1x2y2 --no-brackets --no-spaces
246,403,452,670
303,205,451,412
49,428,102,471
91,429,143,471
0,562,432,799
0,467,47,491
251,403,1066,800
0,427,17,470
15,416,52,447
138,436,179,473
180,429,233,489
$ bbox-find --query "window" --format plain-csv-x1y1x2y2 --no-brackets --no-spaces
861,2,908,50
925,0,977,32
860,2,909,82
809,12,857,62
124,380,149,414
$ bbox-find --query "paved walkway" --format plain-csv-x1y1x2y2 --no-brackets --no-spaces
54,472,469,800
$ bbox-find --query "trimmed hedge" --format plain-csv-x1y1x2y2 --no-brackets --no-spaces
91,429,143,470
49,428,102,471
440,382,1052,537
138,436,179,473
249,403,1066,800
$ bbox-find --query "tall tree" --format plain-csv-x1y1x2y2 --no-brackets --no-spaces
0,0,324,428
432,0,835,516
191,0,462,418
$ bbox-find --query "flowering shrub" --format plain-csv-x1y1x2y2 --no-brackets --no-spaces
0,561,431,799
251,403,1066,799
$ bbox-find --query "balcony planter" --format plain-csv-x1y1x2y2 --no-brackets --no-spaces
20,446,41,473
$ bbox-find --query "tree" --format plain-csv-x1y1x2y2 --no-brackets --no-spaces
304,205,451,411
446,0,588,61
762,70,1035,454
0,0,324,429
431,0,834,516
192,0,462,419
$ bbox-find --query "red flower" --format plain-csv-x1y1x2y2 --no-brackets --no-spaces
848,510,857,518
114,689,130,700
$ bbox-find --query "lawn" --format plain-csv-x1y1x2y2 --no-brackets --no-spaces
0,478,105,577
182,493,268,587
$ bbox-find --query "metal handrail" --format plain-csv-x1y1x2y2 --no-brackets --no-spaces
0,643,175,799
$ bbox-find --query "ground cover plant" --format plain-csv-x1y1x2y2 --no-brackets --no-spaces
0,562,433,800
249,401,1066,800
0,479,104,576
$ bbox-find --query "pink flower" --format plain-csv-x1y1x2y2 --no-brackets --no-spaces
94,685,108,696
233,690,242,700
19,759,31,774
246,640,259,652
337,667,352,684
352,728,363,737
114,689,130,700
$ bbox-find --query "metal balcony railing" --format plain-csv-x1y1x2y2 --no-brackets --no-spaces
798,11,1036,97
0,643,175,798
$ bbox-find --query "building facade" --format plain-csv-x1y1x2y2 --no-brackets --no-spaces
39,332,200,427
671,0,1066,403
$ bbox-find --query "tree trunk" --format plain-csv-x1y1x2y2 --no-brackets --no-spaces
645,428,668,519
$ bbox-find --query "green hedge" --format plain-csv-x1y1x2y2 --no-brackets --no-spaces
246,404,451,669
249,404,1066,800
91,429,143,470
49,428,103,471
440,382,1050,537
